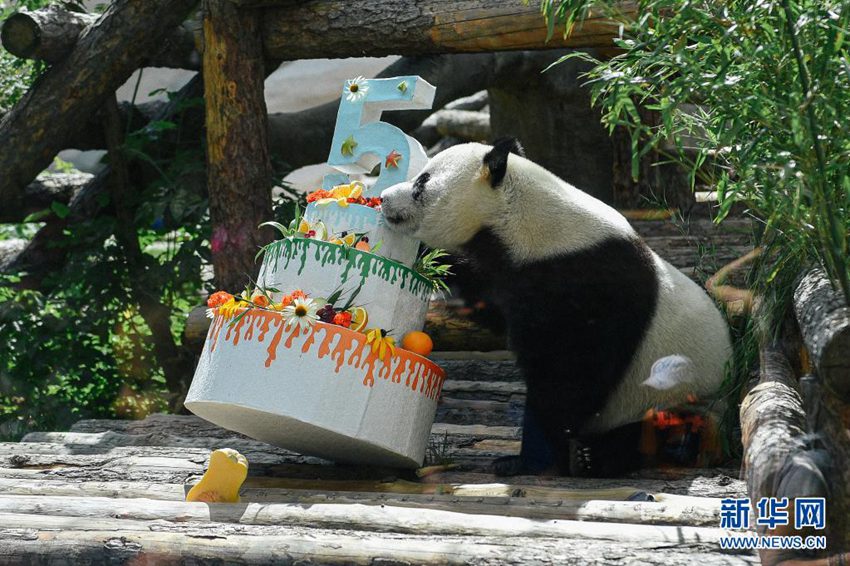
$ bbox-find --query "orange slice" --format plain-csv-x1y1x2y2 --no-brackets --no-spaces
349,307,368,333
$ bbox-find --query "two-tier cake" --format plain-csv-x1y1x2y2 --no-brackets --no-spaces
185,76,446,468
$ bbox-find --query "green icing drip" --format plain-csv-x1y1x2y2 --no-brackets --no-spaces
261,238,431,300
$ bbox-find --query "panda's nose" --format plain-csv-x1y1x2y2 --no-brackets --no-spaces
380,184,402,208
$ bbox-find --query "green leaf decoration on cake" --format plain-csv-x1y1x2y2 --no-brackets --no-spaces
341,135,358,157
397,80,408,94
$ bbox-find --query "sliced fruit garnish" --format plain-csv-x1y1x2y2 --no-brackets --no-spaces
313,220,328,240
349,306,368,332
341,232,356,246
297,217,310,234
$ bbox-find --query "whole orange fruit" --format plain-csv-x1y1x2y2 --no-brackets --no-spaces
402,331,433,357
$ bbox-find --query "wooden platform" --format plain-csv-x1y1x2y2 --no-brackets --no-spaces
0,353,755,564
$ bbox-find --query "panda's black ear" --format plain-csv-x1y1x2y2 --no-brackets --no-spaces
483,137,525,188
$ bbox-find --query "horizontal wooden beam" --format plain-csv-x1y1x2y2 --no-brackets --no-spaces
0,478,722,526
0,493,735,544
259,1,635,60
0,511,751,565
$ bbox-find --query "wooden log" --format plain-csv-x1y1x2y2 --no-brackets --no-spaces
0,463,747,500
0,239,26,272
434,109,491,141
0,478,722,525
794,268,850,401
203,0,274,291
259,1,635,60
1,5,200,68
0,172,93,223
0,512,755,565
1,5,92,62
740,347,832,566
0,0,199,208
0,493,737,544
2,171,111,289
797,377,850,554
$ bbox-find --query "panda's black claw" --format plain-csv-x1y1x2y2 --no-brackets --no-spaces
569,440,596,477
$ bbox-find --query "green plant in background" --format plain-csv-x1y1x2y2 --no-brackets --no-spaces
541,0,850,328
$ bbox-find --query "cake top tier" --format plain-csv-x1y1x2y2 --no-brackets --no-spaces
323,75,435,199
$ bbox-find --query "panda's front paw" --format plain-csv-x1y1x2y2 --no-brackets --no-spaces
568,439,596,477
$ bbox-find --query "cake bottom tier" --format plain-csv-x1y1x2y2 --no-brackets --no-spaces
185,311,445,468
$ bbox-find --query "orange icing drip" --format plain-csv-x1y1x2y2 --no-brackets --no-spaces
392,359,409,384
204,309,444,400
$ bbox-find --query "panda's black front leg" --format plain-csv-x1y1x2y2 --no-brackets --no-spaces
492,401,557,476
492,378,585,476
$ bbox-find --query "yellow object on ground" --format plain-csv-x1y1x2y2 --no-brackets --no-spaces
186,448,249,503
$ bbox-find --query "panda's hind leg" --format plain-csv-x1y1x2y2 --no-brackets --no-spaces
571,422,644,478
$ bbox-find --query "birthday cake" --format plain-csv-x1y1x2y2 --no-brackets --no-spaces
185,76,447,468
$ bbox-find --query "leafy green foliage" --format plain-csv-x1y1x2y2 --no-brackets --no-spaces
414,248,453,293
542,0,850,327
542,0,850,456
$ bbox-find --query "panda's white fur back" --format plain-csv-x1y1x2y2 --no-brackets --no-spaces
583,251,732,433
489,146,732,432
382,141,732,449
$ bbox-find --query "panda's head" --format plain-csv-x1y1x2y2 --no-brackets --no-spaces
381,138,525,250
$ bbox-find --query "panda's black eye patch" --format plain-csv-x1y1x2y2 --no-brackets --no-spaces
412,172,430,201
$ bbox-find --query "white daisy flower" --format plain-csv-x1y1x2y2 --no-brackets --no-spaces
281,297,319,331
345,76,369,102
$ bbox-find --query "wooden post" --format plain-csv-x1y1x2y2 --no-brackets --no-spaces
203,0,274,292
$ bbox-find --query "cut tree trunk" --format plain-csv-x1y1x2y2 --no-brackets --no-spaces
0,0,198,206
794,268,850,554
433,109,491,141
203,0,274,291
1,5,200,68
259,0,635,60
740,347,833,566
794,268,850,401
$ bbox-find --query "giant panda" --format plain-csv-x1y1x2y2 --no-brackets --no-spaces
381,138,733,477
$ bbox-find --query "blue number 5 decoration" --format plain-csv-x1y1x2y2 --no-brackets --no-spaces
324,76,436,197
